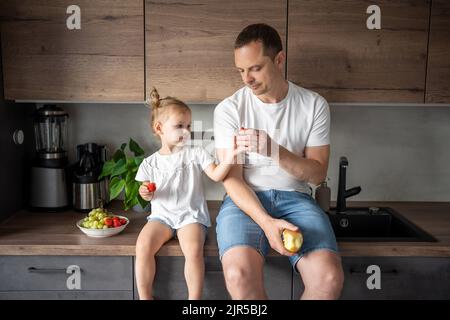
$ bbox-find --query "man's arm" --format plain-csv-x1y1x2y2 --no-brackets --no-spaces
277,144,330,186
236,128,329,186
217,148,298,256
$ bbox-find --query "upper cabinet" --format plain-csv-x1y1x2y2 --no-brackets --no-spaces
1,0,144,102
426,0,450,103
287,0,430,103
145,0,287,103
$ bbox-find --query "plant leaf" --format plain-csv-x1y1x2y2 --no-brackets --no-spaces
120,143,127,151
109,176,125,201
98,160,115,180
110,158,127,178
113,149,126,163
125,170,136,185
134,155,145,167
129,138,145,157
138,195,149,210
124,180,140,211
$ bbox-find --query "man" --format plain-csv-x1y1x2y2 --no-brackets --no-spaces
214,23,344,300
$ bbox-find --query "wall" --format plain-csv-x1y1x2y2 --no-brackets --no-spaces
60,101,450,202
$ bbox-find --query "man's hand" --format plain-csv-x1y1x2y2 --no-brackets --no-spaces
260,217,300,256
236,128,276,157
139,181,154,201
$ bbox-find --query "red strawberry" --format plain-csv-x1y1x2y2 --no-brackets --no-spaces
147,182,156,192
120,218,127,225
104,217,113,227
113,220,121,228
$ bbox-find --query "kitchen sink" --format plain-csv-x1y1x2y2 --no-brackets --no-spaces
326,207,436,242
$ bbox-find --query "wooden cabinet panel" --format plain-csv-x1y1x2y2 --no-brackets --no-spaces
1,0,144,102
425,0,450,103
146,0,287,103
287,0,429,103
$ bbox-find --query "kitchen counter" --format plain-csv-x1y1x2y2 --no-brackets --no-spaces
0,201,449,257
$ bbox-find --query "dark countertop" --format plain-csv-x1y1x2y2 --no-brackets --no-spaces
0,200,450,257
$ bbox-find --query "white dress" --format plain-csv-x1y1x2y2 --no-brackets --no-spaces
135,145,215,229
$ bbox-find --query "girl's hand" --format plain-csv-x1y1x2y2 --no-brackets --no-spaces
139,181,155,201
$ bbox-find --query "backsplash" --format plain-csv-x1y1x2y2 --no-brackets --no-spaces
60,103,450,201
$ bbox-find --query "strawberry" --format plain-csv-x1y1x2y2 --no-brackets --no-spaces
120,218,127,225
113,220,121,228
147,182,157,192
104,217,113,227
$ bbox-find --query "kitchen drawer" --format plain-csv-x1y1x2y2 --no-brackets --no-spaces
136,256,293,300
0,291,133,300
0,256,133,291
293,257,450,300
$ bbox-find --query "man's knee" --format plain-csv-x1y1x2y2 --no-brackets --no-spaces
223,263,251,290
309,265,344,296
221,248,265,299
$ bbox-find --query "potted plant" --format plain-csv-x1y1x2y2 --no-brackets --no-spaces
98,138,149,211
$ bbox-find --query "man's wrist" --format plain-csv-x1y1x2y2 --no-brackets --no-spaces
256,213,273,230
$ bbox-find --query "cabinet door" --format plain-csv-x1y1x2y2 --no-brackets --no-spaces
0,256,133,291
425,0,450,103
287,0,429,103
139,256,292,300
293,257,450,300
146,0,287,103
1,0,144,102
0,291,133,300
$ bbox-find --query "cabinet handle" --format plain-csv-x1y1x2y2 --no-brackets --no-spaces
349,268,398,274
27,267,83,273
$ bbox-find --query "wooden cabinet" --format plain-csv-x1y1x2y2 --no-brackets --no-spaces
425,0,450,103
293,257,450,299
0,256,134,299
287,0,430,103
0,0,144,102
145,0,287,103
142,256,292,300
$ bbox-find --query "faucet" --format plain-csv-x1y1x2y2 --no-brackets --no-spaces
336,156,361,214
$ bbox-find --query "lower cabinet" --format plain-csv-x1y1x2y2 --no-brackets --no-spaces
293,257,450,300
138,256,293,300
1,255,448,299
0,256,133,300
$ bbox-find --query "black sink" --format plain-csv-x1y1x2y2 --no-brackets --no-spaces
326,207,436,242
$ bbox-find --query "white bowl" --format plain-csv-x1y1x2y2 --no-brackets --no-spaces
76,215,129,238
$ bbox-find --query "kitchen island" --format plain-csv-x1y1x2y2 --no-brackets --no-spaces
0,201,449,299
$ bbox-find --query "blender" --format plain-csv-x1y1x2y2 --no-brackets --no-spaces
29,105,69,210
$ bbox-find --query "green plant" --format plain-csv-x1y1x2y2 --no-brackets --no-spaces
98,138,148,211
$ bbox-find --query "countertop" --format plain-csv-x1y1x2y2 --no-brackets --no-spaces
0,201,449,257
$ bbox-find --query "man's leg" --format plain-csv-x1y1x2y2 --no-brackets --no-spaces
272,190,343,300
296,249,344,300
216,193,273,299
221,246,267,300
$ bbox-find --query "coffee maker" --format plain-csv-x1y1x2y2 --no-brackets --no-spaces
30,105,69,211
72,143,109,212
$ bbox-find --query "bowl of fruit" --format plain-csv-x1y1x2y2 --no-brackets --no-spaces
76,207,129,238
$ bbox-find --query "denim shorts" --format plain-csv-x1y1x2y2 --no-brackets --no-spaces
216,190,339,272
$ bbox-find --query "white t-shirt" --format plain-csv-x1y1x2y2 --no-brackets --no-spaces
214,81,330,195
135,146,215,229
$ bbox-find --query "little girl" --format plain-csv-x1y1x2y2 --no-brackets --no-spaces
135,88,240,300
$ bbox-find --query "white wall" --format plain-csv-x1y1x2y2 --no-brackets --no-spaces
60,103,450,201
